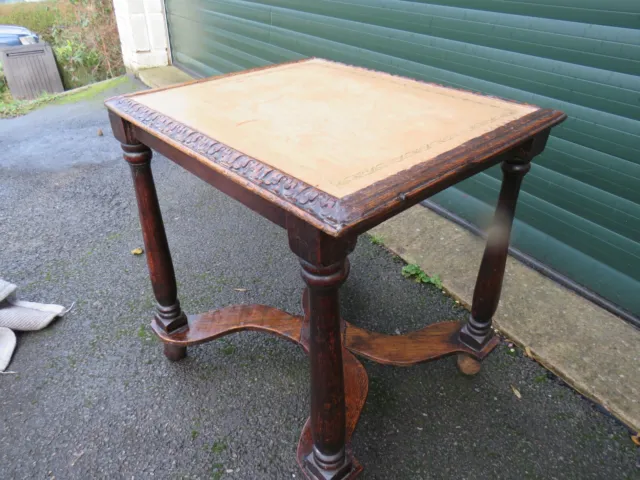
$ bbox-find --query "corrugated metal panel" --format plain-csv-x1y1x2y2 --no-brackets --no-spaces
165,0,640,317
1,43,63,100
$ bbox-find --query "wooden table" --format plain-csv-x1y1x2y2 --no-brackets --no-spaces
106,59,565,479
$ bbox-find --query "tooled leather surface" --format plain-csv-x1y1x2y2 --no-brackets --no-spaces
109,97,343,229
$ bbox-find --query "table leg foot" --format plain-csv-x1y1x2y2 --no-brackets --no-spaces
297,347,367,480
163,343,187,361
456,352,482,376
304,450,354,480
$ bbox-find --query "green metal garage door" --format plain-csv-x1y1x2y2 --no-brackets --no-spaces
165,0,640,321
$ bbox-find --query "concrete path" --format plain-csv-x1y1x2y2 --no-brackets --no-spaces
372,207,640,434
0,77,637,479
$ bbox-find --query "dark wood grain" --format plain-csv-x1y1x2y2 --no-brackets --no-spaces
297,347,367,480
338,119,560,237
301,287,499,366
291,222,355,479
345,321,499,366
110,96,342,230
459,156,531,352
151,304,302,346
111,115,188,340
135,127,289,231
150,299,369,480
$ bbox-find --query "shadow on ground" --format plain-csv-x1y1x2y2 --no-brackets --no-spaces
0,77,637,480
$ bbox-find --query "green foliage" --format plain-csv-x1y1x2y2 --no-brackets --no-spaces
137,324,155,343
211,463,224,480
0,0,124,91
0,76,128,118
401,264,443,288
0,91,56,118
211,440,227,454
0,64,5,83
369,233,384,246
534,374,548,384
0,63,8,96
220,340,236,355
53,37,102,89
0,2,68,44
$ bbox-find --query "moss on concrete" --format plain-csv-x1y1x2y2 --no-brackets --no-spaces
1,76,130,118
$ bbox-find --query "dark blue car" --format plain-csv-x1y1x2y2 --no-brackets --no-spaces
0,25,39,47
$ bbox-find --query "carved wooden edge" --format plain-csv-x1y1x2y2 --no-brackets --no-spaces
106,57,566,238
107,93,565,239
337,108,567,237
105,96,343,231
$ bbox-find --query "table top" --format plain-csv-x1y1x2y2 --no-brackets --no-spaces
106,59,565,237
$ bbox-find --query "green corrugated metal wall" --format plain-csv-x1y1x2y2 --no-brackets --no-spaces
165,0,640,318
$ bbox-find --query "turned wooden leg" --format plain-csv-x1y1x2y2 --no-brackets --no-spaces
289,223,357,480
301,259,351,478
458,156,531,371
121,140,188,360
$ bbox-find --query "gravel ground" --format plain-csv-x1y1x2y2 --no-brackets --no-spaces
0,77,637,480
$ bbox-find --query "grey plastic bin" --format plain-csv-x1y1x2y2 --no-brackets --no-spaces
2,43,63,100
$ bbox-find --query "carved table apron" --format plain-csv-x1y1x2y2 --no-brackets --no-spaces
106,59,566,480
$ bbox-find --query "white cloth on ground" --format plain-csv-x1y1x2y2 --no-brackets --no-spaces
0,279,69,371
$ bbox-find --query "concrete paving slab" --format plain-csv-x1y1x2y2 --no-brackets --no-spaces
137,66,193,89
371,206,640,433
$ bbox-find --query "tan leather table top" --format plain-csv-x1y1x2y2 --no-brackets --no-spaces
107,58,564,237
132,59,537,198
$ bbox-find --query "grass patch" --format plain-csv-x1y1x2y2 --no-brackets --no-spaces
0,76,128,118
55,75,129,104
220,340,236,356
211,440,227,454
211,463,224,480
0,90,57,118
369,233,384,246
534,374,548,384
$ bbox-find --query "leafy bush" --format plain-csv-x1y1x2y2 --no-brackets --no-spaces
0,0,123,90
0,63,7,96
0,2,69,44
50,0,124,88
53,37,102,88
